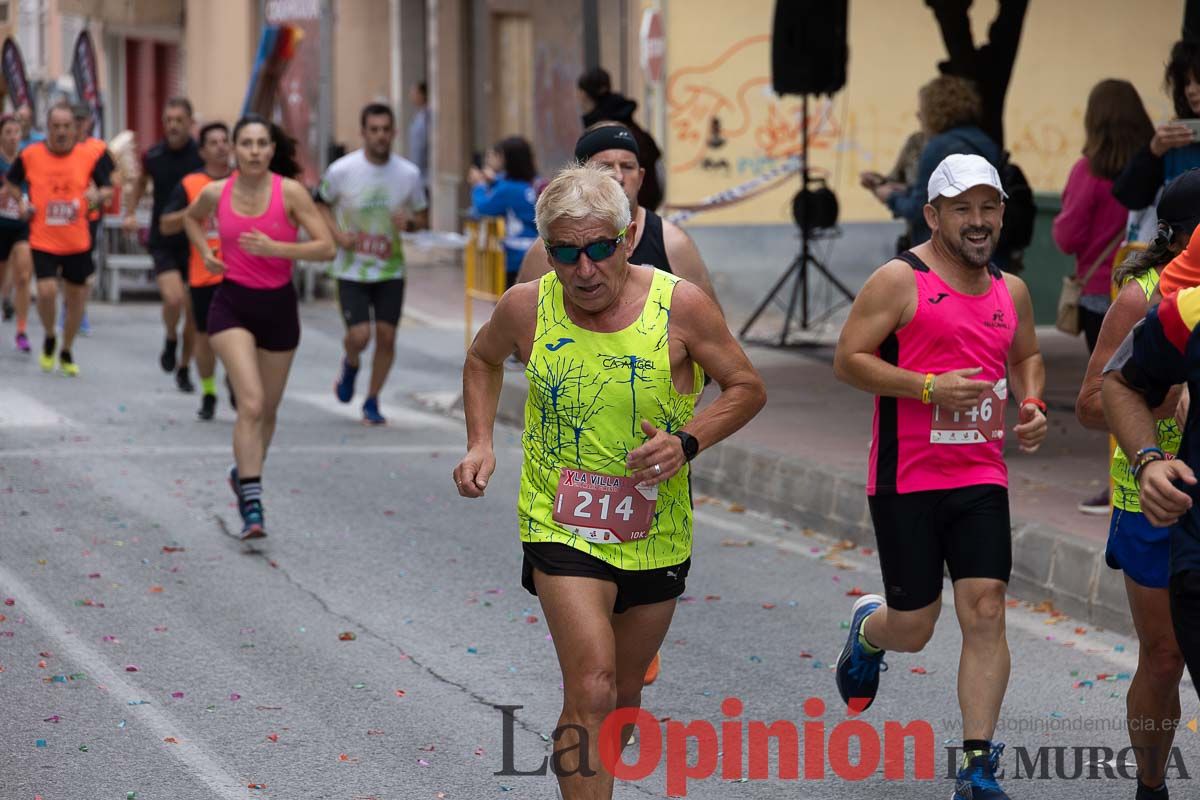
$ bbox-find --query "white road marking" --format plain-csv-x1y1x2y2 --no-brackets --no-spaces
0,443,475,459
0,389,76,428
0,562,254,800
289,391,460,429
404,305,465,331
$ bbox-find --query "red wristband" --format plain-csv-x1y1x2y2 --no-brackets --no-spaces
1021,397,1047,415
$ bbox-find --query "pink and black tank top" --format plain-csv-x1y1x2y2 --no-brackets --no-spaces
217,173,299,290
867,251,1017,496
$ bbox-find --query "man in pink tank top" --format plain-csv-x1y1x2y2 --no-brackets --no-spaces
832,154,1047,800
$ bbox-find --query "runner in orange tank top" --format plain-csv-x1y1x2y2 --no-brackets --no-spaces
5,102,112,376
160,121,233,421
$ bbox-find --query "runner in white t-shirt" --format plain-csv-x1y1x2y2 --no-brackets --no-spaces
318,103,428,425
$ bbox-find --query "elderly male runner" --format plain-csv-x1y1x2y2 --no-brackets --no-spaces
832,154,1047,800
516,122,718,305
454,164,765,799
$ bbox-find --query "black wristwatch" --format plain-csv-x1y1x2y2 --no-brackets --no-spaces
674,431,700,462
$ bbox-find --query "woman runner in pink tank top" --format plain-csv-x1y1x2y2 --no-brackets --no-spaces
182,115,335,539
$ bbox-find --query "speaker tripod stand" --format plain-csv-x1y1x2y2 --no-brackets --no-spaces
738,94,856,347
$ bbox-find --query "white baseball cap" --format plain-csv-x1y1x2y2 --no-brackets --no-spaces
927,153,1007,202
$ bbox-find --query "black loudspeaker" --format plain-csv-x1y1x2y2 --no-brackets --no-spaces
771,0,849,96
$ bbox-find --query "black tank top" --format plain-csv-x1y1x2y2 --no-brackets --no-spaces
630,209,672,273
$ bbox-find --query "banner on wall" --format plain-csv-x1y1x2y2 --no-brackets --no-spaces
263,0,322,186
2,38,33,119
70,30,103,138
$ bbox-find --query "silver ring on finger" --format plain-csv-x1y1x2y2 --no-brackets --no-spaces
654,463,661,475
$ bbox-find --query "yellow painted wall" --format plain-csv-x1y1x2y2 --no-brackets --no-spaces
664,0,1180,224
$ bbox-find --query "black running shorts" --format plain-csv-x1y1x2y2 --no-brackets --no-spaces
189,283,220,334
33,249,93,285
867,484,1011,611
521,542,690,614
337,278,405,328
150,245,188,277
0,224,29,260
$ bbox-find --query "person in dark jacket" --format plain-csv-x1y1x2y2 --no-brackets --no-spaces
872,76,1001,257
1114,40,1200,213
578,68,663,211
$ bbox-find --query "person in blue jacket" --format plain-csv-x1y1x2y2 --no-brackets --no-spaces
469,136,538,288
871,75,1001,252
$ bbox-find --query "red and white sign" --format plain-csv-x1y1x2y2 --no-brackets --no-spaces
553,468,658,544
931,381,1008,443
930,379,1008,445
640,9,665,83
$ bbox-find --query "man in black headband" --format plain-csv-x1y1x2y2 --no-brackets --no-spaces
516,121,719,307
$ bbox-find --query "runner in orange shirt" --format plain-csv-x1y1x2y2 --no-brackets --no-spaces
5,102,112,375
160,121,233,420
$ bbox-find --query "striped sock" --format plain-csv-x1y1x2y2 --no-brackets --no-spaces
238,477,262,505
200,376,217,396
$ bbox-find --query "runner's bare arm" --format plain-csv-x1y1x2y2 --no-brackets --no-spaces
833,261,926,399
1004,274,1045,402
666,283,764,450
159,210,185,236
240,178,336,262
1077,281,1152,430
1105,369,1197,526
455,283,538,496
515,240,552,284
182,181,222,261
315,202,355,249
662,219,722,311
408,208,429,231
1004,274,1048,452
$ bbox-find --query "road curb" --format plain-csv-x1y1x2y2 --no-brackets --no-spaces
487,373,1133,636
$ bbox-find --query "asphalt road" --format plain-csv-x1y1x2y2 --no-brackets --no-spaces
1,294,1198,800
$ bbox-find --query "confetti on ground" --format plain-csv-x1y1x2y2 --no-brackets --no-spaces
163,737,178,744
267,733,279,742
911,667,927,675
395,690,406,698
124,665,140,672
762,603,776,609
339,632,357,641
728,503,746,513
846,587,866,597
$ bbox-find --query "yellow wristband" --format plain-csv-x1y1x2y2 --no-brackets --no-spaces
921,373,935,405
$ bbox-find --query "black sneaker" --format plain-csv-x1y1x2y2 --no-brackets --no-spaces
1137,779,1170,799
1,297,12,321
197,393,217,421
176,367,195,393
160,338,177,372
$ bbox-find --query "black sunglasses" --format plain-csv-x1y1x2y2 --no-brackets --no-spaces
544,227,628,265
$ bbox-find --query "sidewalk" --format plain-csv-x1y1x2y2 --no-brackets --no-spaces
404,255,1133,635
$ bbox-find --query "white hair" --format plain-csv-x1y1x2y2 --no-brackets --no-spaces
535,163,632,240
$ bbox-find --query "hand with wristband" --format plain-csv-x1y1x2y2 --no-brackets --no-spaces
923,366,993,411
1134,446,1197,527
1015,396,1048,454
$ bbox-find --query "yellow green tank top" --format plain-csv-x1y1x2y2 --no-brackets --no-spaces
1111,269,1183,512
519,268,702,569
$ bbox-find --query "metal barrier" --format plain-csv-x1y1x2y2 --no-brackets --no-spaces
463,216,507,349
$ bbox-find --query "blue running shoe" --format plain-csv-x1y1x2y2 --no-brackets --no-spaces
835,593,888,713
239,499,266,540
334,358,358,403
953,743,1009,799
79,311,92,336
362,396,386,426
